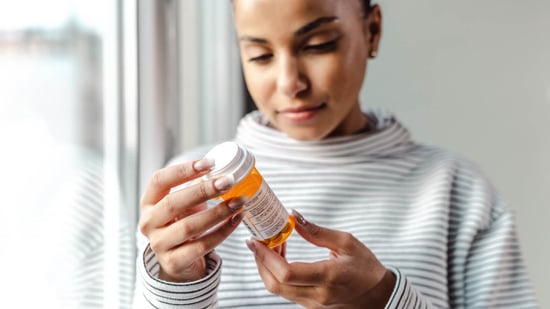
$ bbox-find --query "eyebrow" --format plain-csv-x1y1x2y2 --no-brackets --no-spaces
295,16,338,36
239,16,339,44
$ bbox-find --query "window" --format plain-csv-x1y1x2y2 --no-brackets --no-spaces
0,1,137,308
0,0,245,307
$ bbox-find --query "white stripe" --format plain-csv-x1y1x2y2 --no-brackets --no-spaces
136,110,538,308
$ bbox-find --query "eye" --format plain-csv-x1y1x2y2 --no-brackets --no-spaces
303,39,338,52
248,54,273,63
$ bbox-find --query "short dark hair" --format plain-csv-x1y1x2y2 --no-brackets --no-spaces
231,0,373,16
361,0,373,16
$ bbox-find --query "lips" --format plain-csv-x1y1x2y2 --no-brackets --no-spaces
278,103,327,123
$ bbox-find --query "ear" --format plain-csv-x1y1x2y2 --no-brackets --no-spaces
363,4,382,58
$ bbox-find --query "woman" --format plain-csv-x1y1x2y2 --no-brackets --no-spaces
135,0,538,307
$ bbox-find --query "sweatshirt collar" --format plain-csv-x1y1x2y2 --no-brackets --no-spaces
234,110,414,164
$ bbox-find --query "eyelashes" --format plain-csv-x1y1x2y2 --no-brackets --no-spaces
303,39,338,52
248,54,273,63
247,39,339,63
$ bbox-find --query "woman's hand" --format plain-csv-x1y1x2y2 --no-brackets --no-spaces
246,210,396,309
139,158,245,282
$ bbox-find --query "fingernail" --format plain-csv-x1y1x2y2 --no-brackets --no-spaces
246,239,257,253
214,175,234,191
193,158,215,171
231,213,243,226
291,209,308,226
227,196,247,212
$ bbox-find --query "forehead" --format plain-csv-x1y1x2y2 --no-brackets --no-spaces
233,0,361,37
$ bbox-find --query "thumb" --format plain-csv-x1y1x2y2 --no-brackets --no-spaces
291,209,348,253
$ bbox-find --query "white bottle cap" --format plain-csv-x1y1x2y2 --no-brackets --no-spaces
203,141,255,184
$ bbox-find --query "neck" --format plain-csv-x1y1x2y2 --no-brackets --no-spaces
329,108,374,138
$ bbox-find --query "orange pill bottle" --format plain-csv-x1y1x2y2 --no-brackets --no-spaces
203,141,295,248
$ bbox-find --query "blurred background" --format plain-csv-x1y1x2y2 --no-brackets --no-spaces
0,0,547,308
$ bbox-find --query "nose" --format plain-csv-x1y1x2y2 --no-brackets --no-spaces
276,56,308,98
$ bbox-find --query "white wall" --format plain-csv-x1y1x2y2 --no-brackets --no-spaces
364,1,550,307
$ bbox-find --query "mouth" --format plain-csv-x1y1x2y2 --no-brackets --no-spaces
277,103,327,122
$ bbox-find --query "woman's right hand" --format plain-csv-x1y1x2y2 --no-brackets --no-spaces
139,158,245,282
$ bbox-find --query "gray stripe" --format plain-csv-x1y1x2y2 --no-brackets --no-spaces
137,110,537,308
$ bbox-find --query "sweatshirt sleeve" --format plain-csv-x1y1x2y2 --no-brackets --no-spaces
383,208,537,308
384,267,433,309
444,161,538,308
383,164,538,309
456,209,537,307
133,238,222,308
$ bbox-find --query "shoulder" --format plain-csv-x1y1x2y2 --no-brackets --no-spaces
409,143,498,202
415,143,505,228
411,143,489,179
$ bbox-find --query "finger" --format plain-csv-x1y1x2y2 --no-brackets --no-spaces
148,174,236,227
273,242,286,258
291,209,356,254
141,158,214,207
248,241,320,305
139,201,207,238
152,197,246,251
168,212,244,268
246,239,329,286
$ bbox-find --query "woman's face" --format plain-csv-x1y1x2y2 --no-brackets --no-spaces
233,0,381,141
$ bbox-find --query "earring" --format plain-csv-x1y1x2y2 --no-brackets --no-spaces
369,50,378,58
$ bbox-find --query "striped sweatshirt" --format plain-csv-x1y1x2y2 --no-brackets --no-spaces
135,110,538,308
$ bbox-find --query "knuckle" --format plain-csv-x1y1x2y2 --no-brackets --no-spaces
341,232,357,249
264,279,281,295
138,220,150,236
148,231,167,255
180,221,195,239
151,169,164,188
277,267,294,284
148,236,161,253
160,194,177,216
317,292,333,307
193,241,209,256
309,223,323,237
174,163,193,180
138,211,153,235
196,182,211,200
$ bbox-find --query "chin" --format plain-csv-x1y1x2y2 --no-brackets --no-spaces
284,128,329,142
270,118,332,141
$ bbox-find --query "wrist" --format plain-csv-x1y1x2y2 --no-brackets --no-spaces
363,269,396,308
158,258,207,283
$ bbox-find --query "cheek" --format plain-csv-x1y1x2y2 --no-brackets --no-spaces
338,48,367,96
310,54,365,101
243,67,273,108
307,57,336,89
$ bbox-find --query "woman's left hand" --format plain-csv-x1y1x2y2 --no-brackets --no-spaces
246,210,396,309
